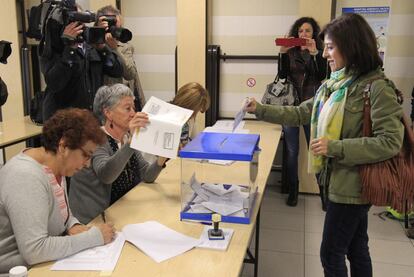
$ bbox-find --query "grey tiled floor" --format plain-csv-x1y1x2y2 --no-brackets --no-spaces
241,185,414,277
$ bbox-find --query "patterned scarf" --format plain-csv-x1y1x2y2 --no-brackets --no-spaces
308,68,355,173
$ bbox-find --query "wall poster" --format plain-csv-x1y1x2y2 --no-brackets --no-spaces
342,6,390,60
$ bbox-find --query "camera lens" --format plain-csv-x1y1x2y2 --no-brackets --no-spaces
110,27,132,43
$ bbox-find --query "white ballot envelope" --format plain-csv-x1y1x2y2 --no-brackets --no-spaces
232,98,249,132
130,97,193,159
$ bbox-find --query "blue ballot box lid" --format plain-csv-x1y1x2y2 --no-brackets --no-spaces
179,132,260,161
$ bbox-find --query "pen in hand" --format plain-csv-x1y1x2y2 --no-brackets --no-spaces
101,212,106,223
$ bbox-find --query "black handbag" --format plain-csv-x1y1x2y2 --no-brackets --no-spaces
30,91,45,125
261,75,298,106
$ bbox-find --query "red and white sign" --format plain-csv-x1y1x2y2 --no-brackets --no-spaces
246,77,256,88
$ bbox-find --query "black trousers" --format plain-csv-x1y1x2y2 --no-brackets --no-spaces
320,201,372,277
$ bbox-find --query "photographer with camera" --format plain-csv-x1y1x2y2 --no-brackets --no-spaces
40,0,124,121
96,5,146,111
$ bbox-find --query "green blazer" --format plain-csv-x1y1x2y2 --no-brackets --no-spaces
255,69,404,204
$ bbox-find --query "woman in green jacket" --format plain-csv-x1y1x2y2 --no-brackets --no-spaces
246,13,403,277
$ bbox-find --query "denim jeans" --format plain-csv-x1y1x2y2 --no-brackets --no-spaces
320,202,372,277
282,124,310,186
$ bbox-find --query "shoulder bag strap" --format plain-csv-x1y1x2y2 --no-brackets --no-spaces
362,83,372,137
362,77,385,137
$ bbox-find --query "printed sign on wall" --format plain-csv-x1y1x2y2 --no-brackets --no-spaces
342,6,390,60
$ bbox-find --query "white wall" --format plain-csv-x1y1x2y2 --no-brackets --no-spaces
121,0,177,103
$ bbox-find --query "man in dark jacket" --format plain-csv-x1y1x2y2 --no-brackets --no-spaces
40,11,123,121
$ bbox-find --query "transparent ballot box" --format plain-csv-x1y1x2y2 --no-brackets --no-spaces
178,132,260,224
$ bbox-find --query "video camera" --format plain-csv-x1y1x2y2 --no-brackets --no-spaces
50,0,132,44
57,0,105,44
102,15,132,43
36,0,133,58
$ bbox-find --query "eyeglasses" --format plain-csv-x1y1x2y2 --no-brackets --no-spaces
79,147,93,161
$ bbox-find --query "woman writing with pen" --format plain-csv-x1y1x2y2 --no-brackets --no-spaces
0,109,115,275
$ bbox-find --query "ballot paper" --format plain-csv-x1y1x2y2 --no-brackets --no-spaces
188,203,213,213
201,201,243,216
203,192,244,216
51,232,125,271
130,97,193,159
206,159,236,166
202,183,238,196
214,120,245,130
190,174,210,201
204,120,249,134
233,98,249,131
197,226,234,251
228,210,247,217
122,221,200,263
186,174,248,216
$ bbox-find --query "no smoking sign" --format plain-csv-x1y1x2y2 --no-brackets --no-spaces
246,77,256,88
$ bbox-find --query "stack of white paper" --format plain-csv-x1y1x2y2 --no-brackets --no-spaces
51,221,202,270
130,97,193,159
51,232,125,271
204,98,250,135
122,221,200,263
203,121,249,134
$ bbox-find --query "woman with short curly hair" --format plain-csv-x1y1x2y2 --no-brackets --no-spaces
0,108,115,275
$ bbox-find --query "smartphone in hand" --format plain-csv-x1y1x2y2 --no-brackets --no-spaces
275,38,307,47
